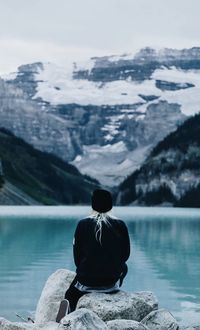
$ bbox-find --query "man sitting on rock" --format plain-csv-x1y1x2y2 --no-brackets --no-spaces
56,189,130,323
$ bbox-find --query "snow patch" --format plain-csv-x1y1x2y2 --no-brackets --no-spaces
71,144,150,187
108,53,134,62
1,71,18,80
33,62,159,106
135,114,146,121
152,67,200,115
73,58,95,73
152,67,199,84
102,141,126,152
101,114,125,138
74,155,82,162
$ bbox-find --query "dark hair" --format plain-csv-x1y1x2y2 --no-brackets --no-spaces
91,189,112,213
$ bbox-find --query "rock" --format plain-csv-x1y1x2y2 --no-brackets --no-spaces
77,290,157,322
0,317,28,330
34,269,76,327
183,327,200,330
60,308,108,330
133,291,158,310
34,321,59,330
141,308,179,330
106,319,149,330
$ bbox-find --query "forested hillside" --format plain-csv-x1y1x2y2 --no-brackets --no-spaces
0,128,99,205
117,113,200,207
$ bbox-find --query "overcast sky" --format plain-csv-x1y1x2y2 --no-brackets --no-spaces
0,0,200,73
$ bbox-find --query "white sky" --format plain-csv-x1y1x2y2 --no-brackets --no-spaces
0,0,200,74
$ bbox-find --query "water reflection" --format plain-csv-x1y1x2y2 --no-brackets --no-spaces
0,216,77,321
0,217,76,273
122,214,200,325
127,218,200,294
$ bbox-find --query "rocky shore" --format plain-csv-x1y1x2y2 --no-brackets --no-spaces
0,269,199,330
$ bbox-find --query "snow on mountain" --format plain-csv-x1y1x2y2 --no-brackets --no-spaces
1,47,200,186
152,67,200,115
31,62,151,106
30,62,200,115
72,142,150,186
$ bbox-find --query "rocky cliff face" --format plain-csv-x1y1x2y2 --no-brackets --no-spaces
0,78,78,161
73,47,200,82
1,47,200,186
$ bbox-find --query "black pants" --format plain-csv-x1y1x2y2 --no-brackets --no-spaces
64,277,86,312
64,278,119,312
64,265,128,312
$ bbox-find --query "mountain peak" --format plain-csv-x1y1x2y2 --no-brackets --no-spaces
1,46,200,186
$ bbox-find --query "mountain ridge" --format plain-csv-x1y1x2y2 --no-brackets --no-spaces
0,128,99,205
1,47,200,185
117,112,200,207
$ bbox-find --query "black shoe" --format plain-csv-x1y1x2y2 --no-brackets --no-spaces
56,299,70,323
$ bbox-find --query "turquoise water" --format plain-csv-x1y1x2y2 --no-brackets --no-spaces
0,206,200,326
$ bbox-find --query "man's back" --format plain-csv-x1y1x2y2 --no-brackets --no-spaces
73,216,130,286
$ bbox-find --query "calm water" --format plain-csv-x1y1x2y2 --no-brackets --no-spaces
0,206,200,326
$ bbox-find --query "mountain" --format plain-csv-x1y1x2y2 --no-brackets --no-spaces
0,128,99,205
117,112,200,207
1,47,200,186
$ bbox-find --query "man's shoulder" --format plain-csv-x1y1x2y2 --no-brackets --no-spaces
109,217,126,226
77,217,93,226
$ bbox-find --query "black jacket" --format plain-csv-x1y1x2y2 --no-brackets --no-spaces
73,216,130,286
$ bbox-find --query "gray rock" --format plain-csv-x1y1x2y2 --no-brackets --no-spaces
77,290,157,322
134,291,158,310
141,308,179,330
33,321,59,330
183,326,200,330
60,308,108,330
0,317,27,330
0,79,77,163
34,269,76,327
106,319,149,330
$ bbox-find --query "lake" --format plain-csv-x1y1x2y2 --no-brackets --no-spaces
0,206,200,326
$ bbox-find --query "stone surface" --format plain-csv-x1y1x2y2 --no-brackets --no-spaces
77,290,157,322
34,321,59,330
106,319,149,330
34,269,76,327
133,291,158,310
0,317,28,330
183,327,200,330
60,308,108,330
141,308,179,330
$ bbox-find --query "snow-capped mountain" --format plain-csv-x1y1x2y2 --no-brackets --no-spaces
1,47,200,186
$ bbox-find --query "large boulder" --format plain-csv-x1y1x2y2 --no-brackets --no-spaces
77,290,157,322
60,308,108,330
106,319,149,330
34,269,76,327
141,308,179,330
